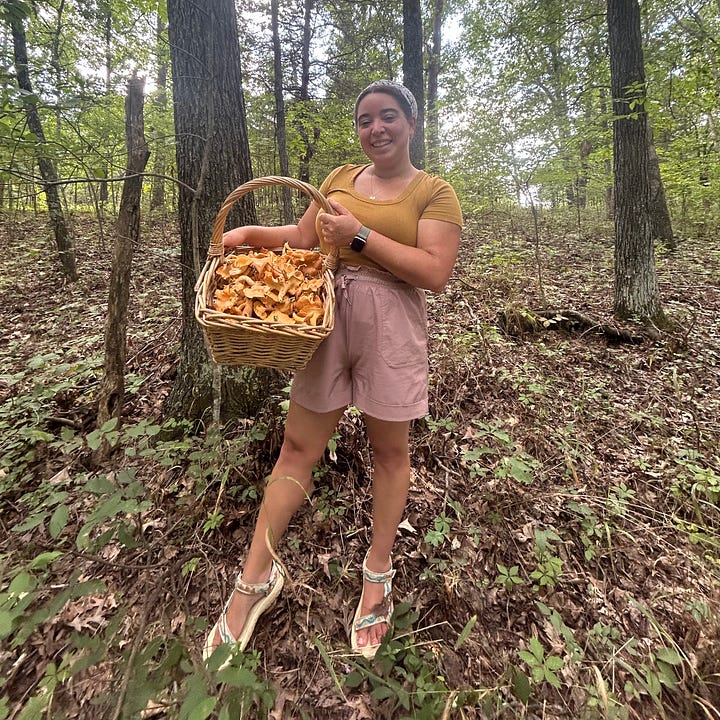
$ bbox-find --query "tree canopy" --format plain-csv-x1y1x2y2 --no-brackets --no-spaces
0,0,715,229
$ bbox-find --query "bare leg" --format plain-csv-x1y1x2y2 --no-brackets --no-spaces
355,415,411,649
207,401,344,651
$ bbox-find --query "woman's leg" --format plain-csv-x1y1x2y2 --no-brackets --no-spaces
355,415,412,650
208,400,345,650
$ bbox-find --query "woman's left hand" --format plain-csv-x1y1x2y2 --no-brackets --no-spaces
318,199,362,248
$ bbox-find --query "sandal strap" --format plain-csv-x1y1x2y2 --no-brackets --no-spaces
354,597,395,633
362,552,395,584
233,560,280,597
216,612,237,644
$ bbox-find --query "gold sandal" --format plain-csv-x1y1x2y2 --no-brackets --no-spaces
350,551,396,659
203,560,284,664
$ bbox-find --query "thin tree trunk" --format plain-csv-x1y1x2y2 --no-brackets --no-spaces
403,0,425,169
271,0,293,223
646,123,675,249
150,15,168,211
426,0,443,173
97,77,150,434
99,8,111,204
294,0,318,208
10,13,78,281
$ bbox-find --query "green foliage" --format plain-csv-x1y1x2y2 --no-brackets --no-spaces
343,603,466,718
495,563,523,592
518,636,564,688
0,350,280,718
460,418,539,484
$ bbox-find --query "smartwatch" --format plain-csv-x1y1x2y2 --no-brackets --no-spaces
351,225,370,253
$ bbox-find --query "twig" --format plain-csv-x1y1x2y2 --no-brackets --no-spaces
110,564,169,720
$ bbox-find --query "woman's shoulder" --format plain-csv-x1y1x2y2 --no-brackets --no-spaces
415,171,463,224
413,171,459,203
320,164,368,190
416,170,455,192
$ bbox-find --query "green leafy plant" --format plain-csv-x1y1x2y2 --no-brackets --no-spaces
518,636,564,688
460,419,540,484
343,603,478,719
424,512,453,548
495,563,523,592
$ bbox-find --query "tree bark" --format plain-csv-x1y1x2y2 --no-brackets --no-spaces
403,0,425,169
165,0,280,422
294,0,319,208
426,0,443,173
607,0,666,326
150,15,168,211
97,77,150,434
646,123,675,249
10,12,78,281
271,0,293,223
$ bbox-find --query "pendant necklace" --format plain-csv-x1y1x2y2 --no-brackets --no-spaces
369,171,377,200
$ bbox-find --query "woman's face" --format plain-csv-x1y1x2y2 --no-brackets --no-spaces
355,91,415,166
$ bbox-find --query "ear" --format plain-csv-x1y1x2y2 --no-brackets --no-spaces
408,117,417,139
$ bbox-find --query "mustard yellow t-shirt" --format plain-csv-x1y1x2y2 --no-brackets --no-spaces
316,164,463,271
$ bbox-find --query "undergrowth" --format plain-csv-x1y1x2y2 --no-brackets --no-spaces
1,212,720,719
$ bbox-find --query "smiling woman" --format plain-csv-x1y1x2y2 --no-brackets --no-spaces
206,79,463,663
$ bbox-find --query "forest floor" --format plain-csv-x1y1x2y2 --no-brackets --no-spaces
1,211,720,720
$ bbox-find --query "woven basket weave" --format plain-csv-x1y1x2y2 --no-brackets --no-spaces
195,176,338,370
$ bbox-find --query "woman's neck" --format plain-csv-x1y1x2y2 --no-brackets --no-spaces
371,161,416,180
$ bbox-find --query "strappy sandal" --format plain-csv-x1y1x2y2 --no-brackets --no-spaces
202,559,284,665
350,551,396,659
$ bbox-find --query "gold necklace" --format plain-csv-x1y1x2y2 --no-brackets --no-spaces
370,171,377,200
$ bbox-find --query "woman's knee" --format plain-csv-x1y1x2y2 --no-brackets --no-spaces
277,427,325,472
371,440,411,472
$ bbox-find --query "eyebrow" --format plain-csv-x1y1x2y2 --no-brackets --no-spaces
357,107,401,121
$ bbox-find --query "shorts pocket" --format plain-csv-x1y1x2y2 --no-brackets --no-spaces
378,287,428,369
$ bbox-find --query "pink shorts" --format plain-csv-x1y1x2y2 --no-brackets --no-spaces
290,265,429,422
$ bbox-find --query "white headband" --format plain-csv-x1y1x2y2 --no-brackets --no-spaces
354,80,418,122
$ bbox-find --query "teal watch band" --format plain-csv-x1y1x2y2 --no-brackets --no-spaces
351,225,370,253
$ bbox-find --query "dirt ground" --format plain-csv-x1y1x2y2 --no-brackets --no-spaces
1,211,719,719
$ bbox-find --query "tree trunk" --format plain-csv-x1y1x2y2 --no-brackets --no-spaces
607,0,666,326
10,12,78,281
403,0,425,169
97,77,150,434
646,123,675,249
166,0,279,422
271,0,293,223
599,86,614,219
99,7,112,204
294,0,319,210
150,15,168,211
426,0,443,173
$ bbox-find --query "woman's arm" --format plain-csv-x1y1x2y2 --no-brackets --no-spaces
366,218,461,293
223,203,321,250
319,199,461,293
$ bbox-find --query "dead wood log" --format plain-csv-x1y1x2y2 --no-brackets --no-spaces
496,307,645,344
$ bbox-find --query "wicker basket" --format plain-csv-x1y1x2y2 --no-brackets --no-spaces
195,176,338,370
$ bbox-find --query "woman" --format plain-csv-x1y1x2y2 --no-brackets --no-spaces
204,80,463,661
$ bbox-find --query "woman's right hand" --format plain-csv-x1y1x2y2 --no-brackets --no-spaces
223,227,249,248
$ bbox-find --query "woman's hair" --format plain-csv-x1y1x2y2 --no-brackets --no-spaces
354,80,418,125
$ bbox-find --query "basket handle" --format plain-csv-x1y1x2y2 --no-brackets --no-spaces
207,175,339,270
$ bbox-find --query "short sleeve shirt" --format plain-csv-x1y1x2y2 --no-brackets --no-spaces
316,164,463,271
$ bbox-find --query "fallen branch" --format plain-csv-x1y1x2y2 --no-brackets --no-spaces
496,307,645,343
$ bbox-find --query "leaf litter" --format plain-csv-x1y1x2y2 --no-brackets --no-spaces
0,213,719,718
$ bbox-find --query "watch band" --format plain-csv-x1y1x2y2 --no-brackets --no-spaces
351,225,370,253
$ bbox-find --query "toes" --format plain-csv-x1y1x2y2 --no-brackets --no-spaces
373,622,387,645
